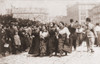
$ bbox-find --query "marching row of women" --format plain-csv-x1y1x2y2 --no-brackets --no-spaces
0,18,100,57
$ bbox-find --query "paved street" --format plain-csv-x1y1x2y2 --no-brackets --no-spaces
0,42,100,64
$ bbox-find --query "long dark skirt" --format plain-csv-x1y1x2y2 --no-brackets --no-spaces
20,37,27,51
28,36,40,55
9,37,16,54
26,36,32,47
58,38,71,53
47,36,56,54
0,39,5,54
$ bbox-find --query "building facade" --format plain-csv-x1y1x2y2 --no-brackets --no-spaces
89,4,100,24
67,3,96,24
7,8,48,23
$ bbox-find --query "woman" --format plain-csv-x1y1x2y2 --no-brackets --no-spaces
58,22,70,57
24,26,32,48
18,27,27,52
28,26,40,57
13,25,22,53
9,25,16,54
40,25,48,56
14,31,21,53
47,22,57,57
0,26,6,56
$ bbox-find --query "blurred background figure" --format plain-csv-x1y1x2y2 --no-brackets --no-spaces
68,19,77,51
85,18,97,53
94,23,100,47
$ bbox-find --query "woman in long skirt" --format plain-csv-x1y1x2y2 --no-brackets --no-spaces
39,25,48,56
47,23,57,57
19,27,27,52
28,26,40,57
58,22,71,57
14,32,21,53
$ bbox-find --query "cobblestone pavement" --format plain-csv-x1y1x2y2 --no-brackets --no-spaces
0,42,100,64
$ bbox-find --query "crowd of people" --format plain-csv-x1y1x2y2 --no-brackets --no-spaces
0,17,100,57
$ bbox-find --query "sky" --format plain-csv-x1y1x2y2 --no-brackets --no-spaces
0,0,100,16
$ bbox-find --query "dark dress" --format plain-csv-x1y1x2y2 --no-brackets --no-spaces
28,29,40,55
18,30,27,51
47,27,57,54
9,28,16,54
0,29,5,54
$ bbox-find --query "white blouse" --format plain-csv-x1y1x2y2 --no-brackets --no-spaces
59,27,70,38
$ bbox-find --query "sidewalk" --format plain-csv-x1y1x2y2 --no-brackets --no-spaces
0,43,100,64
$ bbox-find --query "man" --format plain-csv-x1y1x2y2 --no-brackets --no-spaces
85,18,97,52
68,19,77,51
